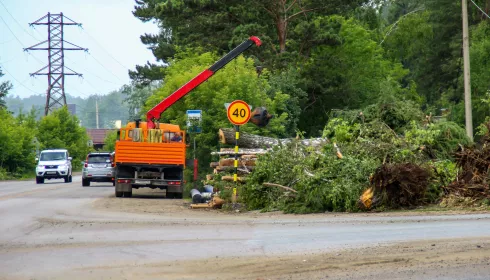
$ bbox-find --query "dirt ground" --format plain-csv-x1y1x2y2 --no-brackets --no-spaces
40,238,490,280
93,188,490,219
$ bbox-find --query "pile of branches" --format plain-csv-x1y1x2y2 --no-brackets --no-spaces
444,141,490,199
359,163,431,210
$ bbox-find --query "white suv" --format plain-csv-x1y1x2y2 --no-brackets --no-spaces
36,149,73,184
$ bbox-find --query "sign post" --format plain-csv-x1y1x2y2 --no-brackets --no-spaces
186,110,202,187
226,100,251,202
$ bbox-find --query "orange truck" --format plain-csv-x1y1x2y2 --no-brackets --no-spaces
114,36,262,198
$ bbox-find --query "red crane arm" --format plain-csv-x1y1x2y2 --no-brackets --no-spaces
146,36,262,129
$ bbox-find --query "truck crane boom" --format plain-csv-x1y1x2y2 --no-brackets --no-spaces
146,36,262,129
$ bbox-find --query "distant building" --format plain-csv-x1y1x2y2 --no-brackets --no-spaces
86,129,116,151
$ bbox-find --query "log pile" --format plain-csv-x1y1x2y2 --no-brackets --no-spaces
209,148,263,180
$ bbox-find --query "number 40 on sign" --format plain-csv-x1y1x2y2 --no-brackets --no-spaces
227,100,251,125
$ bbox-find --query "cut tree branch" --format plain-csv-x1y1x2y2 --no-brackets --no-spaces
263,182,298,193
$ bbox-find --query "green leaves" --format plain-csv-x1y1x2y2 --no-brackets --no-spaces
0,67,12,109
37,107,91,169
0,109,36,177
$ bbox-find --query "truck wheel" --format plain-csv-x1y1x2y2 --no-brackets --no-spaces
174,193,183,199
115,191,123,197
124,191,132,198
68,174,73,183
112,180,115,186
64,175,70,183
82,179,90,187
36,177,44,184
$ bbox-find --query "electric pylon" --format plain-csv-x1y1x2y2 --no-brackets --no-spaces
25,13,88,115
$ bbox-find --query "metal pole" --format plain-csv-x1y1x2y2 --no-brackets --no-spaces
462,0,473,140
193,135,198,183
233,125,239,202
95,96,99,129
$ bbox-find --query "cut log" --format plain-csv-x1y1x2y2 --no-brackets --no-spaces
221,176,247,183
215,166,255,174
241,155,258,160
219,158,256,167
210,162,219,168
212,148,269,156
206,174,214,181
190,196,225,209
219,128,327,149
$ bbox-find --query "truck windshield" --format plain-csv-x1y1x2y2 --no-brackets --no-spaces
88,155,111,163
40,152,66,161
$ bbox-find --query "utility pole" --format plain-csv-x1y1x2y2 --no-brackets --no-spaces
25,13,88,116
462,0,473,140
95,96,99,129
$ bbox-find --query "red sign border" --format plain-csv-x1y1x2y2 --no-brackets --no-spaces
227,100,251,125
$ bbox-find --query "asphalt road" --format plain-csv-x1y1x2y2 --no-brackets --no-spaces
0,176,490,279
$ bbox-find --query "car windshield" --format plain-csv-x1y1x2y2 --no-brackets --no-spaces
40,152,66,161
88,155,111,163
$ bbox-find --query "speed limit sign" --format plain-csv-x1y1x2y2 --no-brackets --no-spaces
227,100,251,125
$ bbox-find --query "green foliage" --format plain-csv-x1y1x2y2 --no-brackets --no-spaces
243,106,470,212
363,99,423,133
298,15,407,135
37,107,91,170
103,131,118,152
242,141,380,213
427,160,458,202
0,67,12,109
0,109,36,178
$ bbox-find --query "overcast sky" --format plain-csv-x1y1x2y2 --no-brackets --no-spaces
0,0,159,99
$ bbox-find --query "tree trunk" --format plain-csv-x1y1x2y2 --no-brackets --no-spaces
219,128,327,149
277,15,287,53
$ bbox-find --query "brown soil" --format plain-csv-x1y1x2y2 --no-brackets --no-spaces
93,188,490,219
38,238,490,280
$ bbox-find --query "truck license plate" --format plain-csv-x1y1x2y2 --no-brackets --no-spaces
135,180,150,185
47,171,56,174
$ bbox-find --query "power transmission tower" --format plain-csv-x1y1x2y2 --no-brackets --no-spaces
24,13,88,116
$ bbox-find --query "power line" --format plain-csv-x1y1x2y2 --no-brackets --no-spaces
65,56,122,85
0,14,26,48
81,28,130,71
87,52,125,82
0,0,40,41
470,0,490,20
0,38,14,44
0,63,39,94
0,14,46,66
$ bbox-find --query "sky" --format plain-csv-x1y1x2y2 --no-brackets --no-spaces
0,0,160,99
